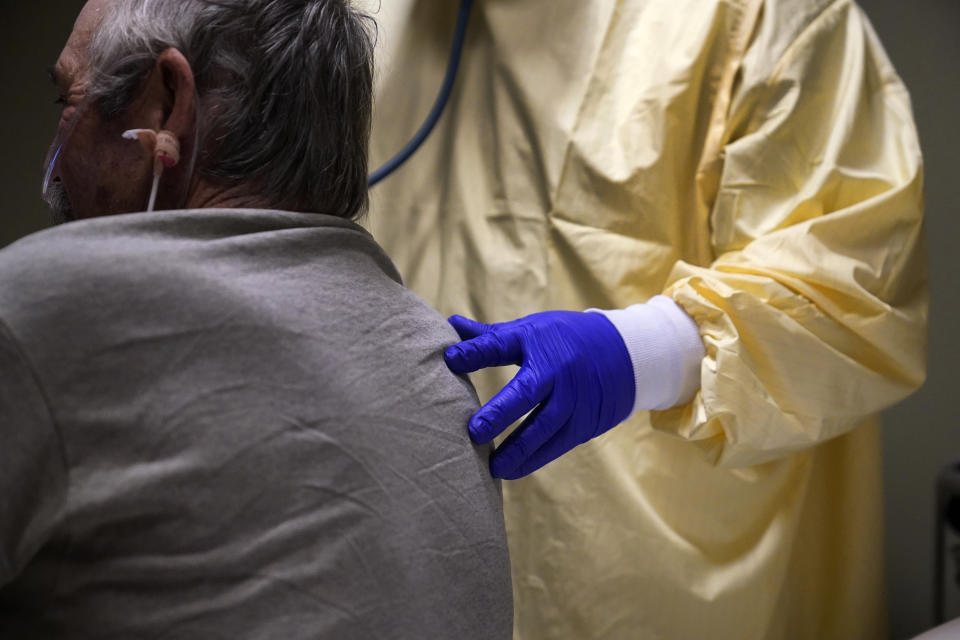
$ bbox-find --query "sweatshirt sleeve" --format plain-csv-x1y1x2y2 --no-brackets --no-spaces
0,319,67,585
650,0,928,467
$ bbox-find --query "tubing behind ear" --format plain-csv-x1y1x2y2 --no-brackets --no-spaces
122,128,183,213
123,128,181,173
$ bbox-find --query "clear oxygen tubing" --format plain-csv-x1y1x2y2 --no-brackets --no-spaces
367,0,474,187
42,95,95,201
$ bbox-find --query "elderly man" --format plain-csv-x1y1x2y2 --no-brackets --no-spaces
0,1,512,638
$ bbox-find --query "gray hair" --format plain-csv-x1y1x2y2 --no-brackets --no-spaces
88,0,376,219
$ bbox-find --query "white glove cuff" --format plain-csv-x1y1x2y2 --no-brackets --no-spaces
589,296,705,414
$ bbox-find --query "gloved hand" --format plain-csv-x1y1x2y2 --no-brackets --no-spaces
444,311,636,479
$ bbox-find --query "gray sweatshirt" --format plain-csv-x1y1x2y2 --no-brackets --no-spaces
0,209,512,639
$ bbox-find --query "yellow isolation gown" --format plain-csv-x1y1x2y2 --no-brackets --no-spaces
363,0,927,637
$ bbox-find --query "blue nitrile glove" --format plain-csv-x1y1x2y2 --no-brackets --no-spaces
444,311,636,479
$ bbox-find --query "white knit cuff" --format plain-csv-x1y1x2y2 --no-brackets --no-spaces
588,296,705,414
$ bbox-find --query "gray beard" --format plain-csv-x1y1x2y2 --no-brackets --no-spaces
43,181,73,225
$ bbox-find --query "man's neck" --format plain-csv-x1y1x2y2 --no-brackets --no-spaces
186,179,274,210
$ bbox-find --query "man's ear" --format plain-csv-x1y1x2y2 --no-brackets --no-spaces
126,48,198,211
130,48,196,139
155,48,196,140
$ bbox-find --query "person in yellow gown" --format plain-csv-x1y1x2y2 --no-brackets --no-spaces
364,0,927,638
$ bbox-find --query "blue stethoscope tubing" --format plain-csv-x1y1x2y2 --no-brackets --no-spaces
367,0,474,187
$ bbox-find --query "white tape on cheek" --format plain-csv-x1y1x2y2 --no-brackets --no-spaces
122,128,158,147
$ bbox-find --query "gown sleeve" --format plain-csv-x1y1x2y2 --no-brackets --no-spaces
652,1,928,467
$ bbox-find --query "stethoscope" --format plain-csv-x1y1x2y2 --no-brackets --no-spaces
367,0,474,187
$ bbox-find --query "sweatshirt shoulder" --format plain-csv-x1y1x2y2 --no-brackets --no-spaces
0,220,185,340
0,223,137,305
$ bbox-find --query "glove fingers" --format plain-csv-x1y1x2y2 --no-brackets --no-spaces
468,367,551,444
498,425,581,480
447,315,490,341
489,388,575,478
444,328,523,374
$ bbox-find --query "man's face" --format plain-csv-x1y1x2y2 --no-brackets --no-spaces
45,0,156,222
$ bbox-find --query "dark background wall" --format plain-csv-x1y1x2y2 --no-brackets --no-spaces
0,2,84,241
0,2,957,638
